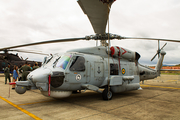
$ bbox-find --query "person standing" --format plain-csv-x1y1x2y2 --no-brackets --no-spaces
18,65,22,81
4,65,11,84
33,62,39,70
28,63,33,70
12,65,18,89
19,62,32,81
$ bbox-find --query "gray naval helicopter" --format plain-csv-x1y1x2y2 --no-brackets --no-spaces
2,0,180,100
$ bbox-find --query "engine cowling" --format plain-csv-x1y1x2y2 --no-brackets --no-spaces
108,46,140,61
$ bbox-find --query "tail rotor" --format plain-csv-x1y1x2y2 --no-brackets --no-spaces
151,41,167,61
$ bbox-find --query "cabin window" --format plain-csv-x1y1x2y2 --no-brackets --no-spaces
110,64,119,75
70,56,85,72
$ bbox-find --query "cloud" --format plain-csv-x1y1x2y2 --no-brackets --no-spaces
0,0,180,66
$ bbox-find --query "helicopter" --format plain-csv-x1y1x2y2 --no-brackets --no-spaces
0,49,47,73
1,0,180,100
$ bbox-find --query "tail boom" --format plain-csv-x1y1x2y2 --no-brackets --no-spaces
155,50,166,76
139,50,166,81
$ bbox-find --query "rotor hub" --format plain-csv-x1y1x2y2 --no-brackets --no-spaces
85,33,121,40
85,33,122,46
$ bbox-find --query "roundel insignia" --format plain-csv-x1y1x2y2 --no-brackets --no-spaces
76,74,81,81
122,68,126,75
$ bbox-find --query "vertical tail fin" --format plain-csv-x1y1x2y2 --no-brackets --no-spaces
155,50,166,76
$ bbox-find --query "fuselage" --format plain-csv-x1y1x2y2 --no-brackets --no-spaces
25,46,160,98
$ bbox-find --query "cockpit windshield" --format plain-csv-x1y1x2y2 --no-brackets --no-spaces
55,54,72,70
42,54,72,69
43,54,60,67
42,55,52,65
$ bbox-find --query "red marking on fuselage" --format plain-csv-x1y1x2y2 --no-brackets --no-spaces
121,47,127,55
48,75,51,96
110,46,115,56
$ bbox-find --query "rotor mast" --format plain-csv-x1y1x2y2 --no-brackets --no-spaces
101,40,108,47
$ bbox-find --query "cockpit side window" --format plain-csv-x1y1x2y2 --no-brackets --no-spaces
70,56,85,71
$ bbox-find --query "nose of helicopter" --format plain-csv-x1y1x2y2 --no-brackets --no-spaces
15,67,66,95
27,68,65,90
27,68,52,83
14,68,52,94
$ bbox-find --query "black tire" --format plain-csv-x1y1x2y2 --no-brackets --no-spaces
26,86,31,90
102,86,113,100
72,90,78,94
72,90,81,94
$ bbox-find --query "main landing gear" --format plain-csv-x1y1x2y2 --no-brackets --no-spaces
102,86,113,100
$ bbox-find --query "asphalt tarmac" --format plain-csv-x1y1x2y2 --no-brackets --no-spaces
0,74,180,120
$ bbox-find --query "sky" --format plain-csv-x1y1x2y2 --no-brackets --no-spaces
0,0,180,66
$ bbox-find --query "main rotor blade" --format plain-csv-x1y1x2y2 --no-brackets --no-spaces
9,49,49,55
121,37,180,42
0,37,86,51
78,0,114,34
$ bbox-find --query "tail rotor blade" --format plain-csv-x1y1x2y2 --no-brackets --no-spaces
160,43,167,50
151,53,158,61
151,42,167,61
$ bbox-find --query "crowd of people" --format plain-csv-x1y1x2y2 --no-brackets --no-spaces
4,62,39,89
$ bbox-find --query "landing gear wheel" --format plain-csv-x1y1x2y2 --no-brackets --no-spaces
102,86,113,100
26,86,31,90
72,90,81,94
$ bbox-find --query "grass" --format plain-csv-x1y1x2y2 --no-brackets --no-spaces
161,71,180,75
